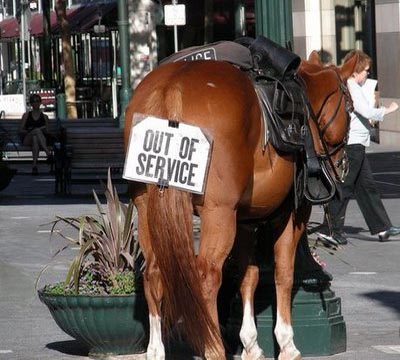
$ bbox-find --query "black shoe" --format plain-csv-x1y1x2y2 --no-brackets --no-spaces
315,231,348,246
333,232,348,245
32,166,38,176
378,226,400,242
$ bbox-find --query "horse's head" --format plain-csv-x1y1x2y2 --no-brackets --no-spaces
298,51,358,183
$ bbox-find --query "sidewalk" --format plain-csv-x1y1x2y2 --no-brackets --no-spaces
0,143,399,359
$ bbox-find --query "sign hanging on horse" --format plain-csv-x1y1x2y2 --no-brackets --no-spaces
124,114,212,194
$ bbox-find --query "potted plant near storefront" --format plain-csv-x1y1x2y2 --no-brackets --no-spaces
37,172,148,357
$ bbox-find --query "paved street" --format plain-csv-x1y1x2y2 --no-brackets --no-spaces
0,143,399,360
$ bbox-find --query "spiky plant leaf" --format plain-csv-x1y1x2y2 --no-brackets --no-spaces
39,170,142,295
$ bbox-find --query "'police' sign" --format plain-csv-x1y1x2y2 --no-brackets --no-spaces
174,48,217,62
124,114,212,194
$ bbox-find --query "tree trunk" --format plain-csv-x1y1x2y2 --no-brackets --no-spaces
129,0,159,89
42,0,52,87
55,0,77,118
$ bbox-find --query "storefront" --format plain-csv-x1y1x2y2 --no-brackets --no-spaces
0,2,118,117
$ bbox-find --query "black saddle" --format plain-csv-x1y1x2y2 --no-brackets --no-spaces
159,36,338,206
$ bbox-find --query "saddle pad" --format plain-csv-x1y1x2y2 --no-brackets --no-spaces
159,41,253,70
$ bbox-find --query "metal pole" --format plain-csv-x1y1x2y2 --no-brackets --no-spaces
111,31,118,119
234,0,245,38
42,0,52,87
117,0,132,128
172,0,178,52
21,0,27,112
173,26,178,52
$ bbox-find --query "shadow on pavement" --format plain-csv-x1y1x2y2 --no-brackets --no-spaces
361,290,400,315
46,339,240,359
343,226,378,242
46,340,88,356
368,151,400,199
0,172,128,206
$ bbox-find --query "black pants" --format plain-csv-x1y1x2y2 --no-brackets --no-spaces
327,144,391,235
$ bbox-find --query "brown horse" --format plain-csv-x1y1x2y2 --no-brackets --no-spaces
124,51,357,360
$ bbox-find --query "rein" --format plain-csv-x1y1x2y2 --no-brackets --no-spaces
302,70,352,182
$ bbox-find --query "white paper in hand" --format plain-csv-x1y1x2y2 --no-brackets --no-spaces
362,78,378,107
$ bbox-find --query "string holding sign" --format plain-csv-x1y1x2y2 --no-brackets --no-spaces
123,113,213,195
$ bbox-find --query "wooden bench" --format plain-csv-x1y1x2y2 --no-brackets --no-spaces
1,117,118,166
55,121,125,194
0,118,58,164
60,117,119,128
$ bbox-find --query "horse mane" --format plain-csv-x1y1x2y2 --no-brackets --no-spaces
298,64,339,116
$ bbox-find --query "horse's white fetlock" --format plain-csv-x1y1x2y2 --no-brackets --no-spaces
241,344,264,360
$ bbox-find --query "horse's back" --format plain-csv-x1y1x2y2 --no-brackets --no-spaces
126,60,258,131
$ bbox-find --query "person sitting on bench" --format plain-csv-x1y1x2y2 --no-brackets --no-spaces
19,94,53,175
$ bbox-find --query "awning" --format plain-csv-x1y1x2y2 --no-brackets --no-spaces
30,6,82,36
0,17,19,40
66,3,117,33
0,3,116,40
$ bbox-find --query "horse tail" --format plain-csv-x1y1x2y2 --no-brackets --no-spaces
147,186,220,355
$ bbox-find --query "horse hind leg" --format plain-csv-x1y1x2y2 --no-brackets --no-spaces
134,193,165,360
145,256,165,360
197,206,239,360
235,225,264,360
273,213,301,360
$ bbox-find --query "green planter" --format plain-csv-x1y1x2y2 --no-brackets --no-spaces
38,290,149,357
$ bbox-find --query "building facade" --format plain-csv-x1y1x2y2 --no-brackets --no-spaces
292,0,400,145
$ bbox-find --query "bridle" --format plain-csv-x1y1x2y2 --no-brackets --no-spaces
303,70,353,183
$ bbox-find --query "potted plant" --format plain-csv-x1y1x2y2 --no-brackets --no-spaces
37,172,148,357
0,124,17,191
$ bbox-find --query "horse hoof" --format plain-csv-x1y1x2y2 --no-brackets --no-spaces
278,349,301,360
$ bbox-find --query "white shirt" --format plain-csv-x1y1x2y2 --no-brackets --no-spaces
347,77,385,147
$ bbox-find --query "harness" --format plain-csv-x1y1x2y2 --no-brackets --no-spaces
160,36,352,206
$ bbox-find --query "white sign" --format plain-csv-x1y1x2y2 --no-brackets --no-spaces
0,95,25,117
124,114,212,194
164,4,186,26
